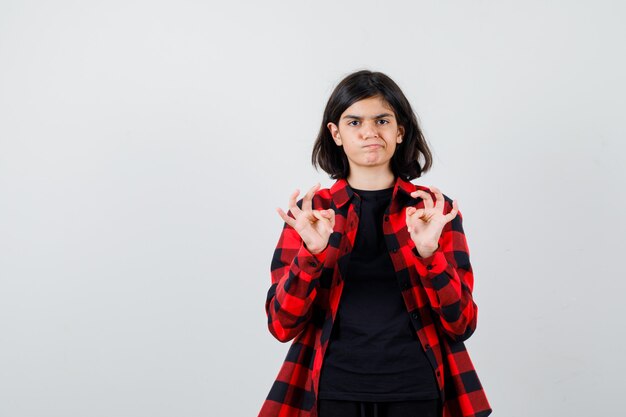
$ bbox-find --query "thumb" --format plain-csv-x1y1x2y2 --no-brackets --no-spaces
313,210,333,235
326,209,336,227
313,210,332,225
312,210,325,221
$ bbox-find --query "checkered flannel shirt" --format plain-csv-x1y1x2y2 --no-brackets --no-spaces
258,176,492,417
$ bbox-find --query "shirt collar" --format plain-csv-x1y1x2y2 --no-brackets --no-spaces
330,176,415,210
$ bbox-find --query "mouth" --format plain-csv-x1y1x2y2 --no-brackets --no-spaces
363,144,383,149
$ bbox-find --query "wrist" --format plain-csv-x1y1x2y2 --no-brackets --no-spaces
310,245,328,255
414,243,439,258
304,241,328,255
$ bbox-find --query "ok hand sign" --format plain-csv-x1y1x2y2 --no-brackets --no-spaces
276,183,335,255
406,186,459,257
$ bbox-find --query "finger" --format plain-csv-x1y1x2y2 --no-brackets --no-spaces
407,207,424,220
413,208,425,219
422,188,435,209
405,209,413,232
406,210,421,230
410,189,434,209
314,209,327,220
276,207,296,228
315,209,334,218
302,183,320,212
429,186,445,212
312,210,333,234
405,207,415,226
311,210,323,222
288,189,303,216
406,206,426,227
409,205,430,222
444,199,459,223
327,209,336,228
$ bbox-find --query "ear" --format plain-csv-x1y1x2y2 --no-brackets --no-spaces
327,122,342,146
397,125,405,143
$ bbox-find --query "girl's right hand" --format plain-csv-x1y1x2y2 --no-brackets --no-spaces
276,183,335,255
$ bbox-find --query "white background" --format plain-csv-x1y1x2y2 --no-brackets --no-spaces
1,1,624,416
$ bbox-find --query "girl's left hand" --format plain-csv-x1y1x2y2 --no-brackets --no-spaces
406,186,459,257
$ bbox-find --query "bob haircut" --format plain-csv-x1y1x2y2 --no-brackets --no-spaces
312,70,433,181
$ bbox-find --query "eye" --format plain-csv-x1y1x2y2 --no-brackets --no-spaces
377,119,390,125
348,120,359,126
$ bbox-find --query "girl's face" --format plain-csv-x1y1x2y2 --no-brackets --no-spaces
327,95,404,174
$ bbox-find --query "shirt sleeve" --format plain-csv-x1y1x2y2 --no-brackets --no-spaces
409,208,478,342
265,207,328,343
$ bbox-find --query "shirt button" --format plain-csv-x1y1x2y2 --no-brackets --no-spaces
392,247,398,253
384,216,389,222
309,261,317,267
425,344,431,350
411,312,419,319
426,265,433,270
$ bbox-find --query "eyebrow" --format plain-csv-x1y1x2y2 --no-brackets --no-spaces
341,113,395,120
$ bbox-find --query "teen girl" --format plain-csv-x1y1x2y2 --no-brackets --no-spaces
258,70,492,417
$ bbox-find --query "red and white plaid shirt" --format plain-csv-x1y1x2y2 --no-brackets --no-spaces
258,176,492,417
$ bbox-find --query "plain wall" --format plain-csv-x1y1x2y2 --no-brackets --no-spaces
1,1,624,416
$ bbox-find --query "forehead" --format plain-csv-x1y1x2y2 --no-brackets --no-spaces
341,96,395,117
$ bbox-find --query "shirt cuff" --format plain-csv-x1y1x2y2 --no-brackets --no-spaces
298,242,328,272
411,246,447,277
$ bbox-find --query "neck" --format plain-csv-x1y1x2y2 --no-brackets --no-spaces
346,166,396,190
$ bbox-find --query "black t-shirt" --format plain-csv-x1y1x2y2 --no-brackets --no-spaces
317,186,439,402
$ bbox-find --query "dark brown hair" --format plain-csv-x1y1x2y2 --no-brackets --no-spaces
312,70,433,180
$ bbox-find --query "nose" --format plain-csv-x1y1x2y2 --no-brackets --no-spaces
361,120,379,139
